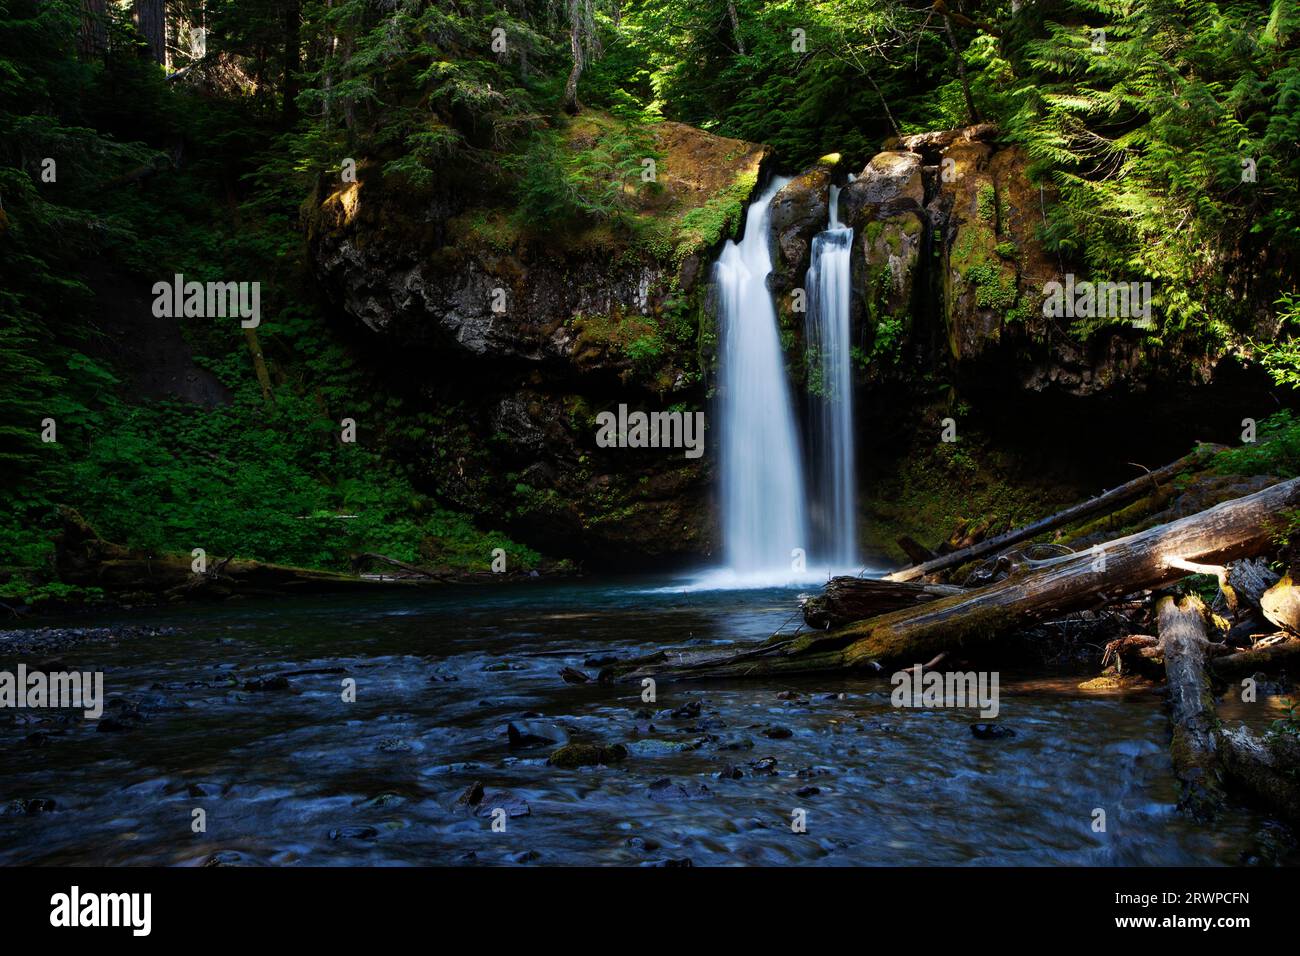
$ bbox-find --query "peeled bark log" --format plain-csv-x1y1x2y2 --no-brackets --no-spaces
601,477,1300,684
887,448,1215,583
1157,595,1227,820
802,576,964,630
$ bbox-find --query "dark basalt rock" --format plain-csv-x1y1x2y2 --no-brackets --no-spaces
474,792,531,818
646,778,711,801
970,722,1015,740
329,825,380,841
547,742,628,768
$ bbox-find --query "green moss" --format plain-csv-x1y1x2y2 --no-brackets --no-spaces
673,168,758,261
977,183,997,224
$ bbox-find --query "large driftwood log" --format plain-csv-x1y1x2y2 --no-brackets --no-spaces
1157,595,1227,820
886,448,1215,583
601,477,1300,684
801,577,965,630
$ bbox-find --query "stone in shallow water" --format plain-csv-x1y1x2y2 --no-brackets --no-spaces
3,798,55,816
547,742,627,768
970,722,1015,740
507,721,567,749
455,781,485,807
242,675,291,692
646,778,711,802
329,825,379,841
474,792,530,818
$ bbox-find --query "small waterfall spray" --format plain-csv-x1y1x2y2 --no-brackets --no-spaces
713,176,810,580
804,183,858,565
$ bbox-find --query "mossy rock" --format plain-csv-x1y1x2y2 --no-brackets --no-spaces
547,742,629,769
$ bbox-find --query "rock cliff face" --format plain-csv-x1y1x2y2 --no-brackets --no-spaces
306,115,770,563
306,116,1262,565
768,124,1255,399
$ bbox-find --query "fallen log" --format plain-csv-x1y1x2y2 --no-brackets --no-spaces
350,552,459,581
55,508,445,599
601,476,1300,683
1155,595,1300,826
1218,725,1300,827
896,535,936,564
886,448,1216,583
801,577,965,630
1210,638,1300,680
1157,595,1227,820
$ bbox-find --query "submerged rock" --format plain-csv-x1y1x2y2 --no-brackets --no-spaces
329,825,380,841
507,721,568,749
547,742,628,769
474,792,531,818
242,675,291,692
970,722,1016,740
4,798,56,816
456,781,485,807
646,778,711,802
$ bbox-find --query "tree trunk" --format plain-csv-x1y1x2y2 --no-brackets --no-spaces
802,576,964,630
563,0,585,115
243,327,275,404
133,0,167,67
1157,595,1227,820
726,0,745,54
282,0,301,129
79,0,107,59
939,7,979,124
888,449,1213,583
600,477,1300,683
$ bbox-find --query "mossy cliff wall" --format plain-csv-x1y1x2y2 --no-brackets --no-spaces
307,118,1275,567
306,116,770,564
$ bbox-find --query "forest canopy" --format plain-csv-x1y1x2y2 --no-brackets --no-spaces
1,0,1298,603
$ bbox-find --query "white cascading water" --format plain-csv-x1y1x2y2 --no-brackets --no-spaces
712,176,810,583
804,183,858,565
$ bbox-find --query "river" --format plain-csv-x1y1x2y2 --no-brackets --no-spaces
0,579,1287,866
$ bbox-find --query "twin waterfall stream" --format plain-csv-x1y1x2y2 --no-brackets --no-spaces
712,177,858,586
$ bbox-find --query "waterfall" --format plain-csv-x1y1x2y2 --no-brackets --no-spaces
804,183,858,565
713,176,810,581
